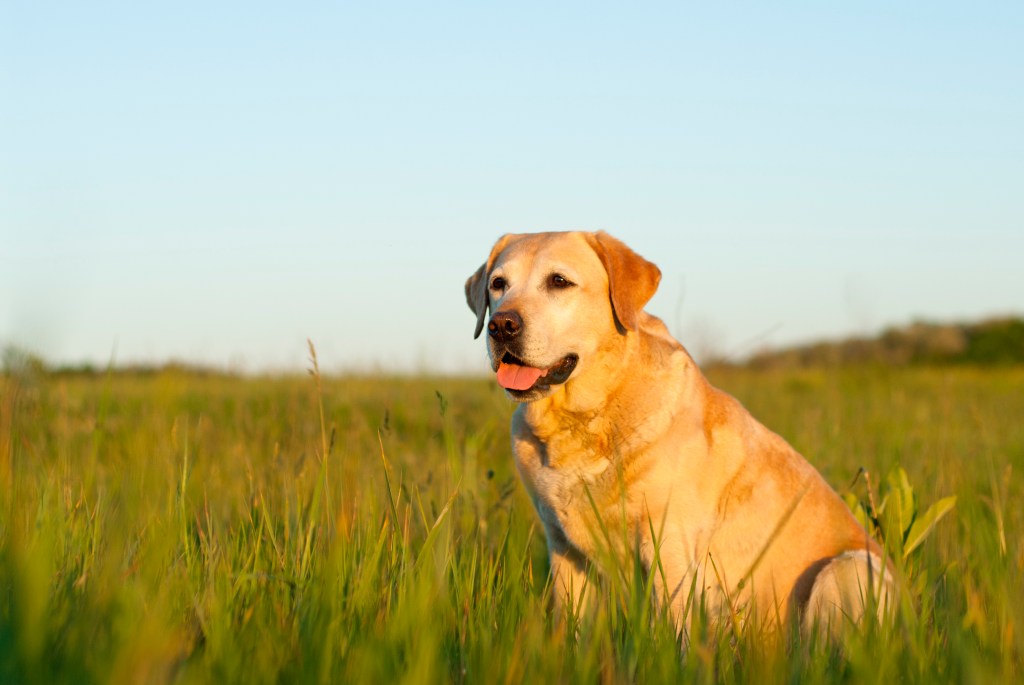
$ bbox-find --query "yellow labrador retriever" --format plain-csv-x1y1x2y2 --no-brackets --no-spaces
465,230,892,637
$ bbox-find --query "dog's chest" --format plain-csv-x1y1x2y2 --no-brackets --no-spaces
535,449,611,499
513,428,626,551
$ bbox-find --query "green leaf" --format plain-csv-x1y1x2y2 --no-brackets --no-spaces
843,492,871,531
887,466,917,538
903,495,957,559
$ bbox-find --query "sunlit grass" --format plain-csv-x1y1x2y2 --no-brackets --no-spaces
1,363,1021,682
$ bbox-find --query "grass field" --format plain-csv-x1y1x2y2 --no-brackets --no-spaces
1,360,1022,683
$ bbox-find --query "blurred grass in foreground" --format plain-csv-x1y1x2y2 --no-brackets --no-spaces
1,364,1022,683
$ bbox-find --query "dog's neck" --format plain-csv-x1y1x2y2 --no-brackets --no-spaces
519,313,700,459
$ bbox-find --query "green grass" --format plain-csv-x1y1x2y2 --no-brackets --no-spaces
1,363,1022,683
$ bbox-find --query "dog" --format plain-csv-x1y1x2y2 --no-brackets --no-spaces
465,230,892,637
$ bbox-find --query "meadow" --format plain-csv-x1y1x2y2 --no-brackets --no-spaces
1,358,1021,683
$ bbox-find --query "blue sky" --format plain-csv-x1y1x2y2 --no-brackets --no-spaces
2,2,1021,373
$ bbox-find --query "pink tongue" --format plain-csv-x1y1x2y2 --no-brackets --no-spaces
496,362,545,391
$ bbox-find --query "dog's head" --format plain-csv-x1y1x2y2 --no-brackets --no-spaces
465,231,661,401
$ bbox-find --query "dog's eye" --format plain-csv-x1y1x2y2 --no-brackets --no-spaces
490,276,507,291
548,273,574,289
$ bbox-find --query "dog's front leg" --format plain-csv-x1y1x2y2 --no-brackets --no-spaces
549,544,590,620
644,535,698,641
543,518,592,621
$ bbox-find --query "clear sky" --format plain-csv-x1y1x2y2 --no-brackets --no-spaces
2,2,1022,373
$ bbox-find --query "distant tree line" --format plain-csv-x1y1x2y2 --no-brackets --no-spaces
746,317,1024,369
1,347,228,378
5,317,1024,377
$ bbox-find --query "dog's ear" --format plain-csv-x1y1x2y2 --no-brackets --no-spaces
465,262,489,339
465,234,516,339
586,231,661,332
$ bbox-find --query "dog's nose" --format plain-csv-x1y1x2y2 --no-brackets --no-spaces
488,311,523,342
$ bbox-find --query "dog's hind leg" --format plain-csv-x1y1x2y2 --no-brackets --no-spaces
801,550,894,640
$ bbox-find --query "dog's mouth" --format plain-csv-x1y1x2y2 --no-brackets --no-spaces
495,352,578,395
